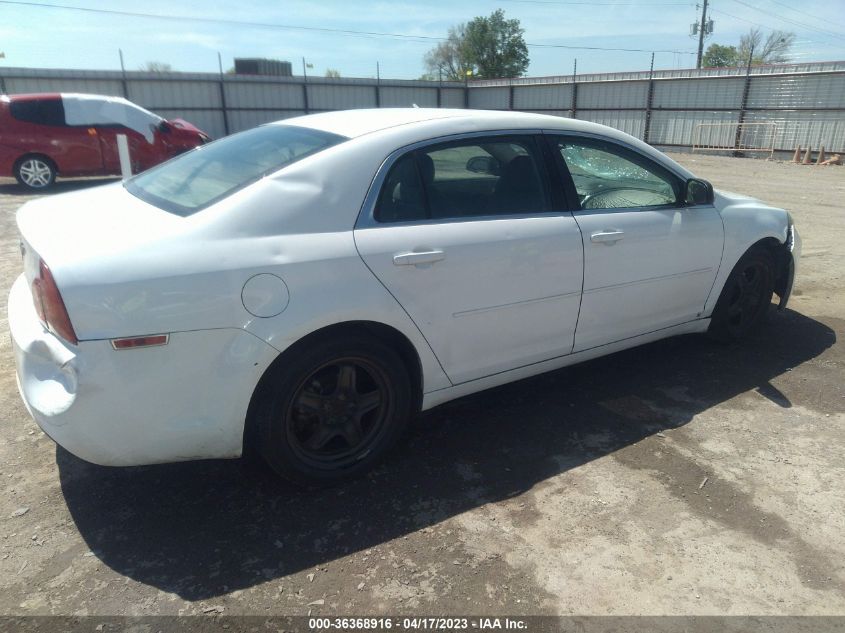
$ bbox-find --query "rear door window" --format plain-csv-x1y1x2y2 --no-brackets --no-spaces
9,98,66,126
374,135,550,223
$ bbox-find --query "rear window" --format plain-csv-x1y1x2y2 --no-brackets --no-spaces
125,125,347,216
10,98,66,126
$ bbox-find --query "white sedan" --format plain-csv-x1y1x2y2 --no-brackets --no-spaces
9,109,800,485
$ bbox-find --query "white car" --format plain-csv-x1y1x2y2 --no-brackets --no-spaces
9,109,800,484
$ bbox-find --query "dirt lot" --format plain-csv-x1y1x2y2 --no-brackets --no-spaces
0,154,843,618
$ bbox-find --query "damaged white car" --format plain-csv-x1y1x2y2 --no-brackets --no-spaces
9,109,800,484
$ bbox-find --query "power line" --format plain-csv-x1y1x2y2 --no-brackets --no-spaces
764,0,845,31
0,0,698,55
499,0,691,5
709,6,845,50
728,0,845,43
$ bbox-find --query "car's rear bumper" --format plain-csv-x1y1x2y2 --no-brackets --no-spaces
8,274,279,466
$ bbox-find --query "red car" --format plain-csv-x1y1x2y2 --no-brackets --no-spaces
0,93,210,190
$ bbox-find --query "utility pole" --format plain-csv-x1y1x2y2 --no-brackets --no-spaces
696,0,709,69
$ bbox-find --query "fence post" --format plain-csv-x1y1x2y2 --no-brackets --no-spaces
464,73,469,109
570,59,578,119
734,44,755,155
437,68,442,108
508,79,515,110
302,57,310,114
375,62,381,108
217,52,230,136
118,49,129,99
643,52,655,144
0,72,6,94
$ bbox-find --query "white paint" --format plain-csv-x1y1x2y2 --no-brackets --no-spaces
116,134,132,180
8,109,798,467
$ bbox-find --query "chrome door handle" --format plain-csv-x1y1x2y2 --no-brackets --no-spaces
590,230,625,244
393,250,446,266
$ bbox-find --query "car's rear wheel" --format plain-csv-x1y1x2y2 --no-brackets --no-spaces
254,334,412,486
14,155,57,190
709,245,775,342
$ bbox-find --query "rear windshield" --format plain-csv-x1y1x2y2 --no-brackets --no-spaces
125,124,347,216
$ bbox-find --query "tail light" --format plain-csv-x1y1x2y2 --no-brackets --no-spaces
31,259,78,345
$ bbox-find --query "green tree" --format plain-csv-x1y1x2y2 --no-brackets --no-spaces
140,61,173,72
324,68,341,78
702,43,739,68
424,24,473,81
424,10,529,80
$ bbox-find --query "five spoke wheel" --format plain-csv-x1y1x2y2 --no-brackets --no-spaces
15,157,56,190
287,358,390,468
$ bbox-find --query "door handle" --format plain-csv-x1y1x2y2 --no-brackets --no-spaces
590,230,625,244
393,250,446,266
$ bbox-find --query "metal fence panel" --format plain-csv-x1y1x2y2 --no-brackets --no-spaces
440,88,466,108
128,80,222,109
2,64,844,150
4,77,123,96
649,110,739,146
747,74,845,109
467,87,509,109
652,77,744,109
744,110,845,151
576,81,648,109
513,84,572,110
576,110,646,139
306,84,377,110
223,81,305,109
379,86,438,107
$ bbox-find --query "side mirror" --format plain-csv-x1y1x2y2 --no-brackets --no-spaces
685,178,714,206
466,155,500,175
157,121,172,134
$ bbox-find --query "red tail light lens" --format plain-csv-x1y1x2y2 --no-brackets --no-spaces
31,260,78,345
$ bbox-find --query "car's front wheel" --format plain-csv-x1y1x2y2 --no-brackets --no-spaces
709,245,775,342
254,334,413,486
14,155,57,190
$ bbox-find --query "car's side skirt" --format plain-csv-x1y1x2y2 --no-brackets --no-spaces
421,318,710,411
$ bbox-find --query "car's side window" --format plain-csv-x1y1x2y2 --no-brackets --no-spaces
374,153,428,223
553,137,680,210
9,99,66,127
374,135,549,223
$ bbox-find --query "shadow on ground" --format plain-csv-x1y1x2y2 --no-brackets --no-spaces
57,308,836,600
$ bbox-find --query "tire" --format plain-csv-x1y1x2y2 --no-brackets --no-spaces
14,155,57,190
253,334,413,486
709,245,775,343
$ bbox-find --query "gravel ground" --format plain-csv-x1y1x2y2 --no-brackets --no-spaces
0,154,843,617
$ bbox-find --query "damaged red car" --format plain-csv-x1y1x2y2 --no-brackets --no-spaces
0,92,210,189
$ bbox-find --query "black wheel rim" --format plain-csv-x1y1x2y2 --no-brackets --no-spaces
286,357,391,469
725,260,767,334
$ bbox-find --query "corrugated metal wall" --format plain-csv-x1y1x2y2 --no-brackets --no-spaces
2,64,843,151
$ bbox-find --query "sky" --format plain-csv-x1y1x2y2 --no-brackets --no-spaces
2,0,845,79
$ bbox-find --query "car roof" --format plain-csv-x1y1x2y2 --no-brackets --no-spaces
276,108,593,139
4,93,62,101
